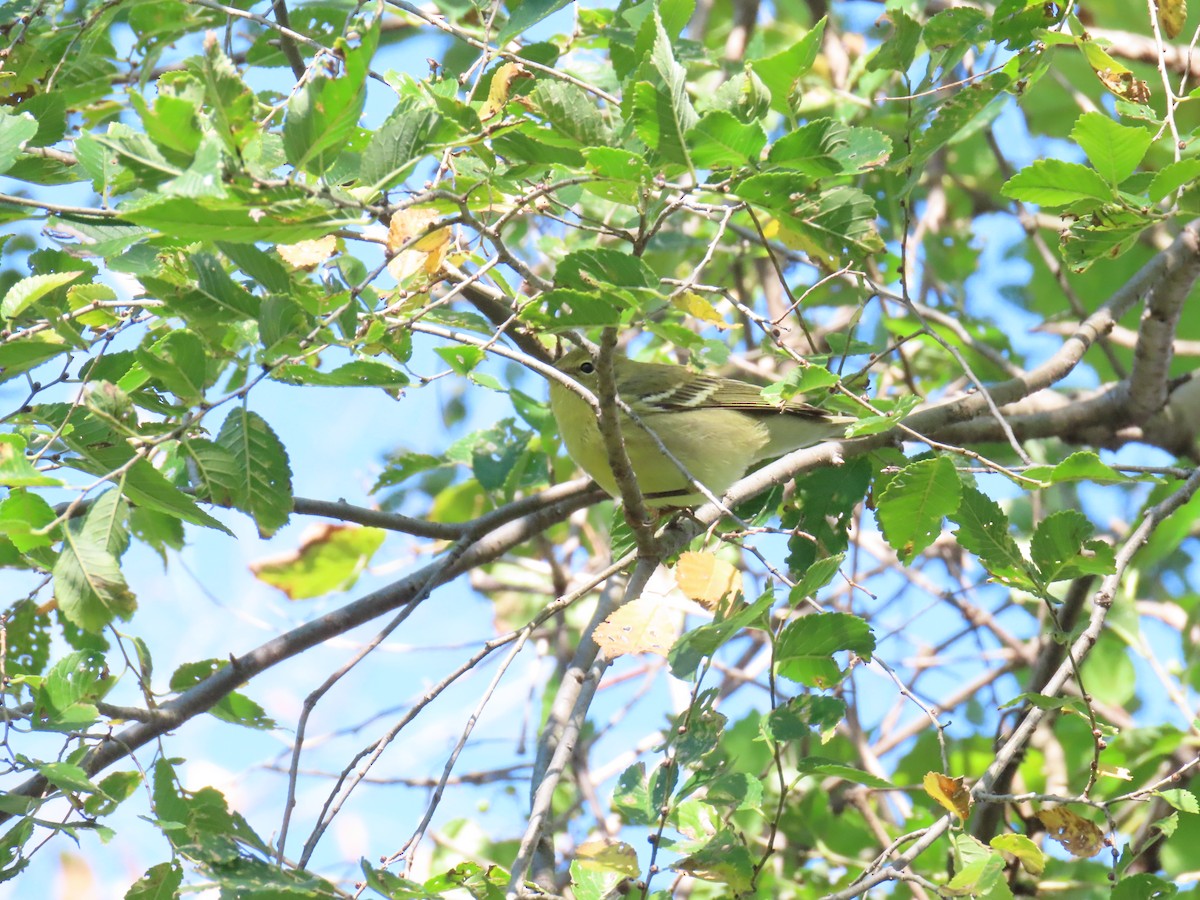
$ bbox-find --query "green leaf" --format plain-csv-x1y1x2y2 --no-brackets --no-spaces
0,110,38,175
34,650,116,731
125,862,184,900
169,660,276,729
251,525,386,599
950,486,1033,589
136,331,207,403
674,829,754,893
361,95,440,190
35,762,101,796
120,190,362,243
1070,112,1152,185
794,757,893,789
554,248,657,291
283,30,376,175
629,12,698,167
763,695,847,741
1001,159,1115,208
787,553,844,601
1023,450,1140,486
0,434,62,488
499,0,573,43
876,456,962,563
1149,158,1200,203
215,409,293,537
0,488,57,551
749,18,826,114
1154,789,1199,814
52,490,136,633
1,271,83,321
522,288,625,329
670,589,775,679
1030,509,1116,585
867,9,921,72
270,360,410,389
0,333,70,383
612,763,654,825
909,72,1009,172
685,110,765,168
990,833,1046,876
529,80,612,148
775,611,875,687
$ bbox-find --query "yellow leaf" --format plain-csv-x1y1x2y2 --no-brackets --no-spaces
1036,806,1105,858
922,771,972,821
387,209,450,282
593,595,679,660
1157,0,1187,38
574,840,640,877
479,62,528,121
277,235,337,270
671,291,734,330
990,833,1046,877
674,551,742,611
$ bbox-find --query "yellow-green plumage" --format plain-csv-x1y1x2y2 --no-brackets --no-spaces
548,347,849,505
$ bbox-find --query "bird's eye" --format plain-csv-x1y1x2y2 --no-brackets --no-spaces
579,362,595,375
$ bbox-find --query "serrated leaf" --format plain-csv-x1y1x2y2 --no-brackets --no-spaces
1149,158,1200,203
629,12,698,167
876,456,962,563
909,72,1008,171
686,110,765,167
950,486,1033,588
1154,788,1199,814
749,19,826,115
594,594,678,659
216,409,293,537
52,491,136,632
362,98,440,190
136,331,207,403
868,9,921,72
776,611,875,687
1001,159,1115,207
1,271,83,320
1031,509,1116,585
794,757,892,788
1070,112,1152,185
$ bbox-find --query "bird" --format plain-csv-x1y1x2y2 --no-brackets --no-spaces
547,346,852,506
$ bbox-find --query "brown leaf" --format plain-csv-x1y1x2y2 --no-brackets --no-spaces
923,771,972,821
1036,806,1105,858
674,551,742,611
593,595,679,660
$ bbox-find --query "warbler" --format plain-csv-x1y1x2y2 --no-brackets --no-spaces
548,347,852,505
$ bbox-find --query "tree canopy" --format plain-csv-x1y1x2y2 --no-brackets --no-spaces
1,0,1200,897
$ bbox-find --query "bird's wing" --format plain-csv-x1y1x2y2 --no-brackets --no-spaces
624,368,829,419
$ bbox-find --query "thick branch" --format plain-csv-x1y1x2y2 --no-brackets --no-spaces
1127,223,1200,423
